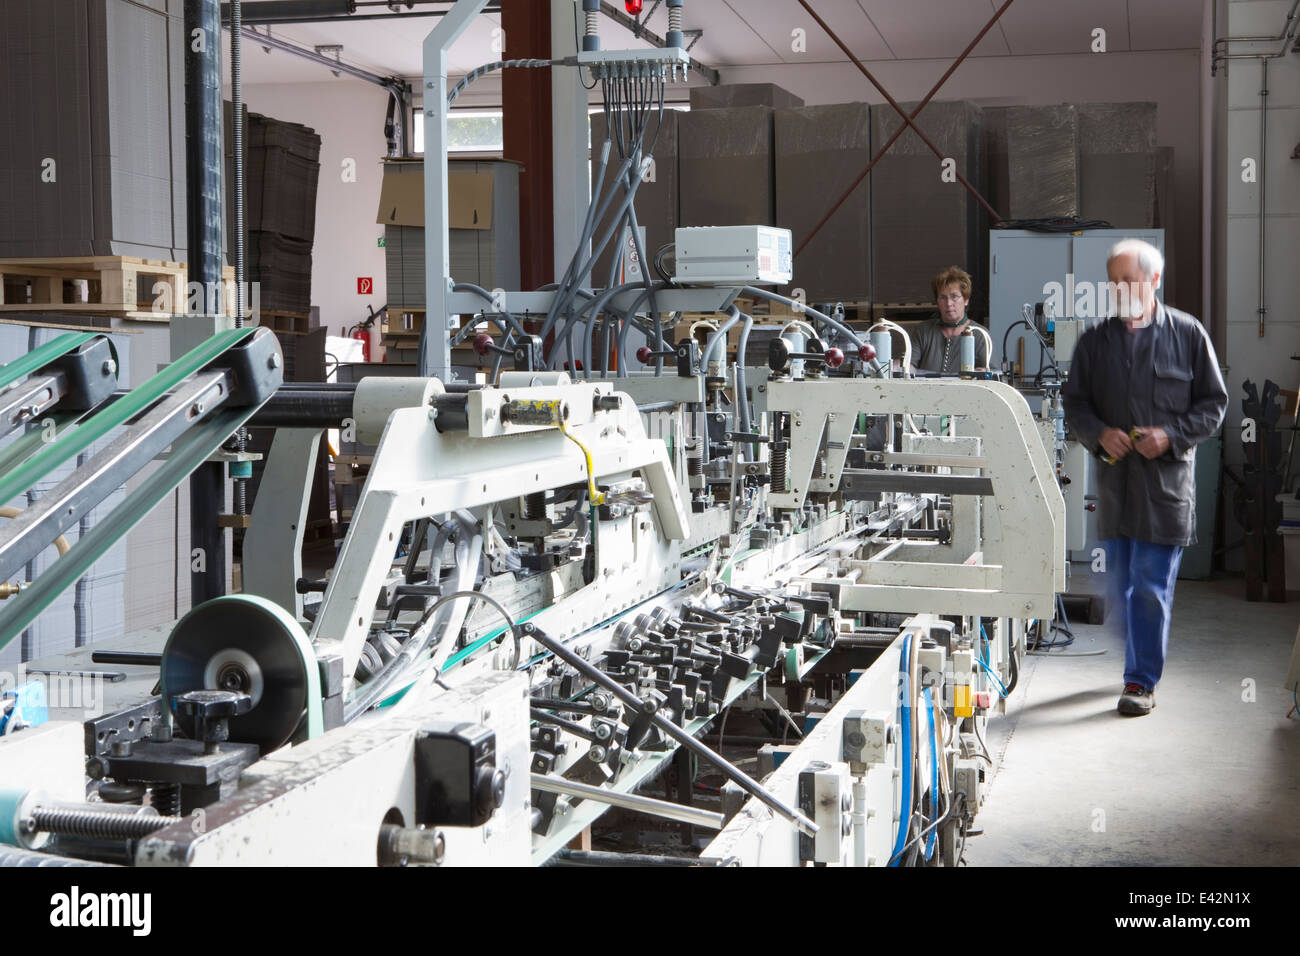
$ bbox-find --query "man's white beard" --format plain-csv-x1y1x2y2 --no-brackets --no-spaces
1123,296,1152,327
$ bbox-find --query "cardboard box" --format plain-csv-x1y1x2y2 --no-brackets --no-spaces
375,160,521,303
376,160,495,230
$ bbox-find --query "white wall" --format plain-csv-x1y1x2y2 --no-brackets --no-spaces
1218,0,1300,573
1221,0,1300,409
714,50,1205,319
228,79,390,337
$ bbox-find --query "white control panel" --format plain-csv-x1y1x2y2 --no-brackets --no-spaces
673,225,793,286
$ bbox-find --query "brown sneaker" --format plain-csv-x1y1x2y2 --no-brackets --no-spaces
1117,683,1155,716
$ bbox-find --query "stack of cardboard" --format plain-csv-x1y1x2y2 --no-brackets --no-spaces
1004,105,1080,219
1078,102,1157,227
374,158,521,312
225,108,321,318
679,105,777,228
774,102,872,303
0,0,187,261
869,100,985,305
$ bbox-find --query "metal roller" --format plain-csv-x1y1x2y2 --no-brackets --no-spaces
160,595,322,754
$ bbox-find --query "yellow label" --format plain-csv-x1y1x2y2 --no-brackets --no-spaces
954,684,973,718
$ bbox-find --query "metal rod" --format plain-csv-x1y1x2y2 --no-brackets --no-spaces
1211,0,1300,71
231,0,250,517
246,388,355,428
519,622,819,835
551,848,707,867
186,0,228,607
530,773,725,830
91,651,163,667
793,0,1008,258
1258,57,1268,338
234,25,411,95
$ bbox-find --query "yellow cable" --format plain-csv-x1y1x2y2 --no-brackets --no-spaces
558,421,605,506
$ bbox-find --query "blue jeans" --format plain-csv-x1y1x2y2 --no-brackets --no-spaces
1104,538,1183,691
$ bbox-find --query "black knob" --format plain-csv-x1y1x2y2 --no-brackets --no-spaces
173,689,252,747
475,767,506,819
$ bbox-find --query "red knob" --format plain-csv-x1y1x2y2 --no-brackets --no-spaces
625,0,643,13
636,345,652,363
857,343,877,363
1085,503,1097,512
472,333,494,357
824,347,845,369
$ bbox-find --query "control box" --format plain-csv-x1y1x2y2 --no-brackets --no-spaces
797,761,852,864
674,225,793,286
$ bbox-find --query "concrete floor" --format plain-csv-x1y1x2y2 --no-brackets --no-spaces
967,572,1300,866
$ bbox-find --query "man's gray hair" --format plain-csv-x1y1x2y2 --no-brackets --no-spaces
1107,238,1164,287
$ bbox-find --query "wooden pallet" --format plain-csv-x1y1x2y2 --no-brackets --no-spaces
384,306,426,338
259,310,313,334
0,256,236,318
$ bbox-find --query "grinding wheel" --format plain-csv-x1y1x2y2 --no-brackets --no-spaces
161,594,321,754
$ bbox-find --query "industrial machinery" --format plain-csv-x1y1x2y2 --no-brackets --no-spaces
0,0,1064,867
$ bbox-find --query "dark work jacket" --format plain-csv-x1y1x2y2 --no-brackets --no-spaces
1062,303,1227,547
908,315,990,373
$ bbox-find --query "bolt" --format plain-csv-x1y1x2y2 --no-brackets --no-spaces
268,353,281,369
110,739,132,757
447,318,457,330
192,401,205,415
101,359,116,376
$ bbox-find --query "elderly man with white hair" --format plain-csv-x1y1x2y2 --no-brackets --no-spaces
1062,239,1228,716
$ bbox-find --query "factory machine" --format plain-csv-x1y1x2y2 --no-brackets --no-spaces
0,0,1064,867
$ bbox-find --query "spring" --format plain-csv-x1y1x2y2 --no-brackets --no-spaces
586,9,598,35
771,443,788,492
669,6,682,32
687,455,703,477
150,783,181,817
31,808,169,841
523,492,547,521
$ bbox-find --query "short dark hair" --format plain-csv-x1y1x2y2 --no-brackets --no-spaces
931,266,972,300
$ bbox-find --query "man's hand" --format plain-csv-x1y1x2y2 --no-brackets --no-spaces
1099,427,1134,461
1133,426,1171,459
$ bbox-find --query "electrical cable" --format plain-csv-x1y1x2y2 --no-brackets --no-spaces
923,686,939,861
447,57,572,105
888,632,915,868
452,282,525,336
993,216,1113,233
741,287,864,348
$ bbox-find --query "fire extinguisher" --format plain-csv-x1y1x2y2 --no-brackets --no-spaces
351,324,371,362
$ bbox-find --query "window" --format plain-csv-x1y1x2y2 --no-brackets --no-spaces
413,110,504,155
